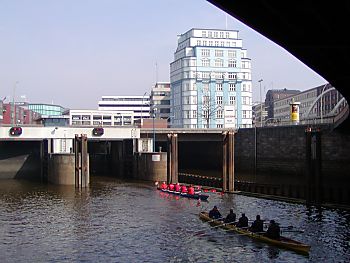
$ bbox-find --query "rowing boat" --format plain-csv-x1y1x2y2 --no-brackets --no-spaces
199,211,310,255
157,188,209,201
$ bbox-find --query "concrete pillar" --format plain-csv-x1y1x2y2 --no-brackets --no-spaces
223,130,235,192
74,134,89,188
305,128,322,205
48,154,75,185
167,133,178,184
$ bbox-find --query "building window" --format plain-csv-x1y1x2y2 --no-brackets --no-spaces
203,95,210,105
215,50,223,57
202,72,210,79
229,83,236,91
193,110,197,119
203,40,207,46
197,40,201,46
215,59,223,67
216,83,223,91
201,49,210,57
203,83,209,93
202,59,210,67
202,31,206,37
216,96,223,105
217,124,223,128
215,41,219,46
229,96,235,105
228,50,236,58
217,110,223,118
214,31,218,38
228,59,237,68
220,32,224,38
226,32,230,38
228,72,237,79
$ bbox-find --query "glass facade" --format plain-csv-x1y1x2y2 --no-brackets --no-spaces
29,104,65,116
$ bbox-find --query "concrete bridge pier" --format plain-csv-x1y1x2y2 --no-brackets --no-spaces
223,130,234,192
167,133,178,184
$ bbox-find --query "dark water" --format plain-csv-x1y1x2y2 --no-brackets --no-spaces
0,177,349,263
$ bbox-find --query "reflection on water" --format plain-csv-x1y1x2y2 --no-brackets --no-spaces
0,177,349,263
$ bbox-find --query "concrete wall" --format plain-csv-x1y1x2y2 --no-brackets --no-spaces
235,125,350,204
133,152,167,182
0,141,42,180
48,154,90,185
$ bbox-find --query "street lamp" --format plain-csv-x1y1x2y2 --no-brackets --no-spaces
258,79,263,127
152,106,157,152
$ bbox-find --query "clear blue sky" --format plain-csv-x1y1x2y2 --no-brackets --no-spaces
0,0,326,109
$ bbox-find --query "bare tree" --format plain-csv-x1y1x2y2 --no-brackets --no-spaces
198,94,222,128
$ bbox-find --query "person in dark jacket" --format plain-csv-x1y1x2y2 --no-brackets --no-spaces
209,206,222,219
265,220,281,239
250,215,264,233
224,209,236,224
236,213,249,228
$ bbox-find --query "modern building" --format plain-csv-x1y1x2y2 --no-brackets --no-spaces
265,89,301,119
98,95,150,122
170,28,252,128
273,83,346,124
28,103,66,116
150,82,171,123
66,109,134,127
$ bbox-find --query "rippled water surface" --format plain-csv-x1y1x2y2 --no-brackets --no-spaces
0,177,349,263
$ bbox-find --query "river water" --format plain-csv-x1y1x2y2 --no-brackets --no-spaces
0,177,349,263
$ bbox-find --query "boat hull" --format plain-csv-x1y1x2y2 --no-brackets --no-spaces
199,211,310,255
158,188,209,201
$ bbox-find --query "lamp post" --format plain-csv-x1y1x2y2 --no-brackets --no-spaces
152,107,157,152
258,79,263,127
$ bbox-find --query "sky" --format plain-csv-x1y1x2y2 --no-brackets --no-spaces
0,0,327,109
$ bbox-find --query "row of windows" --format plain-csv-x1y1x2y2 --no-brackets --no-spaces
201,30,232,39
181,82,250,93
201,49,239,58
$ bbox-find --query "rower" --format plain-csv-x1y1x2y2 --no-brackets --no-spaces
224,209,236,224
209,206,222,219
181,184,188,193
174,183,181,192
236,213,249,228
161,181,167,190
265,220,281,239
250,215,264,233
188,185,195,195
168,183,175,191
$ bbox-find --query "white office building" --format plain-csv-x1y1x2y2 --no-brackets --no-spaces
98,95,150,121
67,109,134,126
170,28,253,128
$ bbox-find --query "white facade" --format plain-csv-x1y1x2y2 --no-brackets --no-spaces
98,95,150,121
67,109,134,127
170,28,252,128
